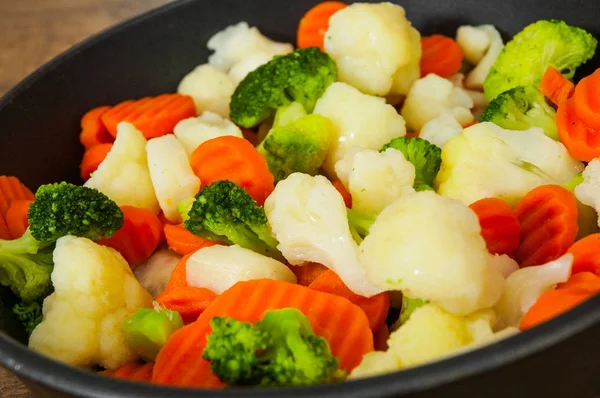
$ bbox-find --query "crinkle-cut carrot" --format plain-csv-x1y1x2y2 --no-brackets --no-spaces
558,272,600,293
420,35,464,78
290,262,329,286
190,136,274,205
152,279,373,387
101,362,154,382
539,66,575,106
0,176,34,220
97,206,163,268
332,179,352,208
573,68,600,130
519,288,591,330
164,223,221,256
101,94,196,139
557,96,600,162
567,234,600,276
515,185,578,267
5,199,33,239
297,1,347,51
373,324,389,352
155,254,217,324
0,212,11,240
469,197,520,258
405,131,420,139
79,106,114,149
80,143,113,181
308,269,390,332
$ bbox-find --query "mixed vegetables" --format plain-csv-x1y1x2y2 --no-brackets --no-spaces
1,0,600,389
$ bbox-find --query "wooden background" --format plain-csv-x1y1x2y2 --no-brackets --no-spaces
0,1,170,395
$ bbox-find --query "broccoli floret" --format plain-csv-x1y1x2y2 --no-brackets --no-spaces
399,296,428,325
123,306,183,361
13,299,43,336
480,86,559,140
230,47,338,128
258,114,334,182
484,19,597,100
347,208,376,244
184,180,282,259
272,101,307,128
381,137,442,190
0,182,123,301
562,173,584,192
203,308,342,387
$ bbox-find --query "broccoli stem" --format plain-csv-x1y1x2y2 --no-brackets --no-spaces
346,208,377,243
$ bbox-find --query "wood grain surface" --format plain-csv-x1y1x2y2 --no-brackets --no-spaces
0,1,171,395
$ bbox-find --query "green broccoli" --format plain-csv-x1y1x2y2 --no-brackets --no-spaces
258,113,334,182
381,137,442,190
484,19,597,100
13,300,43,336
203,308,342,387
391,296,428,331
184,180,282,260
346,208,376,244
480,86,559,140
0,182,123,301
230,47,338,128
123,306,183,361
272,101,307,128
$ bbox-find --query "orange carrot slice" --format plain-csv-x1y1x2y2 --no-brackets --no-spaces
0,212,11,240
80,143,113,181
102,362,154,382
0,176,34,220
5,199,33,239
539,66,575,106
297,1,347,51
572,68,600,130
567,234,600,276
164,223,221,256
332,179,352,208
420,35,464,78
373,324,389,352
519,288,591,330
80,106,114,149
558,272,600,293
557,97,600,162
469,197,520,257
290,262,329,286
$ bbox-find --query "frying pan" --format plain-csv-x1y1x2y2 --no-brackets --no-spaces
0,0,599,397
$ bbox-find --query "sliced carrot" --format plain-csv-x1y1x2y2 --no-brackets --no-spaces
373,324,389,352
557,272,600,293
557,97,600,162
101,94,196,139
79,106,114,149
190,136,274,205
156,254,217,324
420,35,464,78
0,212,11,240
97,206,163,268
539,66,575,106
0,176,34,220
572,68,600,130
102,362,154,382
290,262,329,286
240,127,259,146
5,199,33,239
469,197,521,258
567,234,600,276
308,269,390,332
519,288,591,330
164,223,221,256
80,143,113,181
515,185,578,267
153,279,373,387
405,131,420,139
297,1,347,51
332,179,352,208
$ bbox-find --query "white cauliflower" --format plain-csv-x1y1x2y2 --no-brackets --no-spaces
177,64,235,117
461,25,504,90
575,158,600,228
401,74,474,132
85,122,159,213
264,173,383,297
419,113,464,149
359,191,504,315
185,245,296,294
134,248,181,298
314,82,406,178
494,254,573,329
29,237,153,370
456,25,491,64
228,52,273,86
173,111,243,156
335,148,416,214
436,122,585,206
207,22,293,71
324,3,421,97
146,135,200,223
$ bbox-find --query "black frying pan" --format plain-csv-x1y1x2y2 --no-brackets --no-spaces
1,0,599,397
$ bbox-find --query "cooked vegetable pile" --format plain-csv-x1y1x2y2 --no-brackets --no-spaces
1,0,599,390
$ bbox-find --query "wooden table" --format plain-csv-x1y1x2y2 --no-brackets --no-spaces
0,1,171,395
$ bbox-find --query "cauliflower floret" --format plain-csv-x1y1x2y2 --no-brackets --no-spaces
335,148,416,214
419,113,465,149
207,22,293,71
575,158,600,228
324,3,421,97
177,64,235,117
134,248,181,298
436,122,584,206
314,82,406,178
401,74,474,131
85,122,159,213
359,191,504,315
456,25,492,64
264,173,383,297
146,135,200,223
174,112,243,156
185,245,296,294
462,25,505,90
29,237,152,370
228,52,274,86
494,254,573,329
